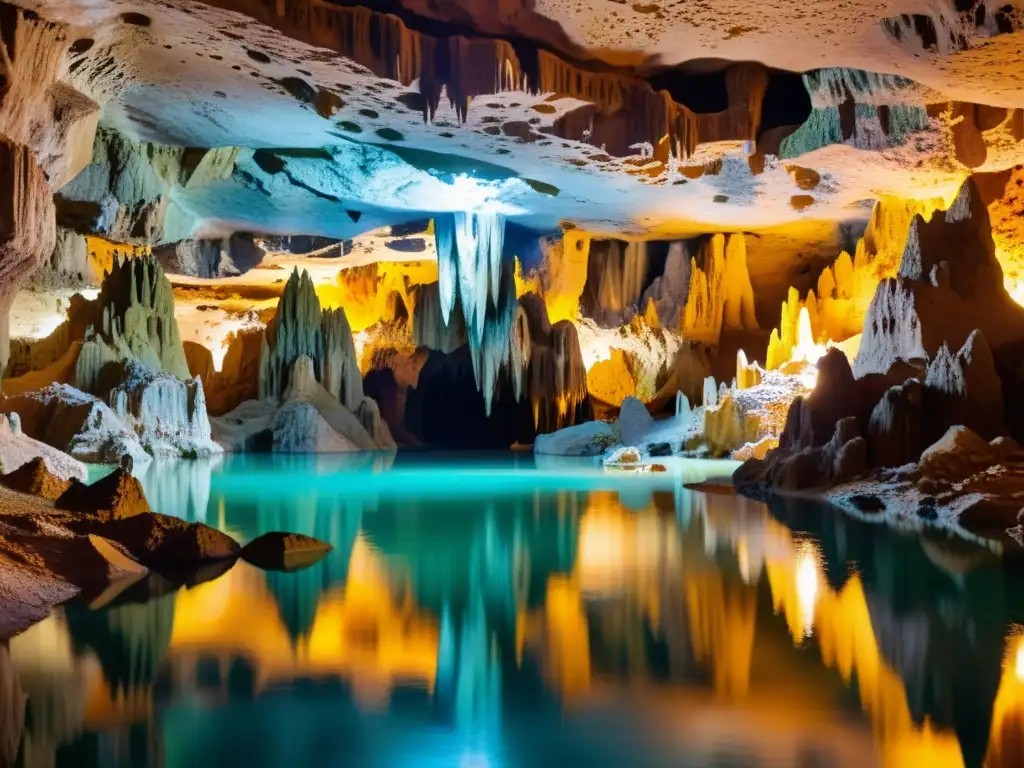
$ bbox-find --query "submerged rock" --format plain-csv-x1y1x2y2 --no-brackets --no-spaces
241,532,333,571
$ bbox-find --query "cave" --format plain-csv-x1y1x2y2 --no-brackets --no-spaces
2,1,1024,766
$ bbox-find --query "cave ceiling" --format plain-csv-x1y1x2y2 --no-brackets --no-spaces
19,0,1024,242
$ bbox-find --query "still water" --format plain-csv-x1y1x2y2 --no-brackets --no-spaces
5,452,1024,768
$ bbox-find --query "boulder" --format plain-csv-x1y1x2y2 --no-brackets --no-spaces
917,425,997,481
241,532,333,571
867,378,923,468
93,513,241,568
0,413,87,482
0,383,152,468
616,396,653,445
2,457,72,500
56,468,151,521
534,420,615,456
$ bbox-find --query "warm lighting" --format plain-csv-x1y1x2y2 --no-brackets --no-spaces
1006,276,1024,307
792,307,827,367
795,542,820,640
1016,639,1024,681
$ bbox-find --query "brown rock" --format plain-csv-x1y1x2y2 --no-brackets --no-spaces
241,532,333,571
97,513,240,568
1,457,72,500
55,468,151,520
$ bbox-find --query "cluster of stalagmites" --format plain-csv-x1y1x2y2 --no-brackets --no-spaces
736,178,1024,542
1,255,220,468
212,268,395,452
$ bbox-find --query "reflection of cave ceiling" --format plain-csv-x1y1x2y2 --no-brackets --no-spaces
23,0,1024,241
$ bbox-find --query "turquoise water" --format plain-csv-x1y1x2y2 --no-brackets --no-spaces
6,453,1024,768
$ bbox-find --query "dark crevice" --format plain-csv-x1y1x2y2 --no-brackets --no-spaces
759,71,812,134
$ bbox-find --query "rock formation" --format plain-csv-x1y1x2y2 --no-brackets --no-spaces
0,139,58,373
737,178,1024,541
153,234,264,279
75,254,190,392
682,234,758,345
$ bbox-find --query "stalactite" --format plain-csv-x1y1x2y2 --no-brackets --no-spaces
580,240,650,327
434,211,505,346
222,0,771,158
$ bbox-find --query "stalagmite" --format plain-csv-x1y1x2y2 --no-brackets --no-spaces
854,178,1024,376
322,308,363,413
258,268,324,402
682,234,757,344
74,254,190,393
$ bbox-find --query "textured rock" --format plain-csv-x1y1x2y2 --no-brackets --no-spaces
56,468,151,521
922,330,1004,442
534,420,614,456
0,413,87,482
215,355,394,453
1,457,72,500
55,128,235,243
0,139,57,372
26,227,96,292
616,396,653,445
0,383,151,467
87,512,241,568
867,379,923,468
154,233,264,278
241,532,333,571
75,254,190,393
106,361,222,458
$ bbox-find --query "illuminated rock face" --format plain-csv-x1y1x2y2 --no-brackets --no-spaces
736,178,1024,537
75,255,190,393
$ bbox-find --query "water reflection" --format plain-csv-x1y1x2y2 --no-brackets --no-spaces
7,454,1024,767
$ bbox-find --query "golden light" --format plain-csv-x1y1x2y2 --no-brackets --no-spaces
795,541,820,640
1006,276,1024,308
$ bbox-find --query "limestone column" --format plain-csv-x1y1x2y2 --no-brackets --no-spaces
0,138,56,372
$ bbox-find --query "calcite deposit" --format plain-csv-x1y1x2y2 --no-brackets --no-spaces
3,0,1024,632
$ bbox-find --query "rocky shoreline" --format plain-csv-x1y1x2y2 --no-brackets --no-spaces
0,461,332,638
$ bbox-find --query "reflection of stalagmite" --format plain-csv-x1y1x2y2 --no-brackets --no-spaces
685,571,757,699
0,644,26,768
65,593,176,698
